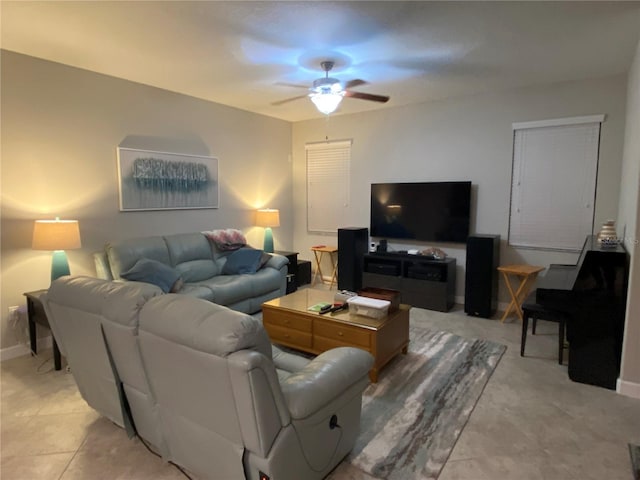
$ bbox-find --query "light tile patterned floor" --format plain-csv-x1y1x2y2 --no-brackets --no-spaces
2,295,639,479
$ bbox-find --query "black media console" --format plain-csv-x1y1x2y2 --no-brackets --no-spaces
362,252,456,312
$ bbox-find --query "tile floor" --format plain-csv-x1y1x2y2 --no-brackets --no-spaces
2,297,639,480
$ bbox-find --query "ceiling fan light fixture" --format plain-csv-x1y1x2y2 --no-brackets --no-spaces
309,91,345,115
274,59,388,114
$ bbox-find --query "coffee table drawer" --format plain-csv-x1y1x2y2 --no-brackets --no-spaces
314,335,371,354
314,320,370,348
263,310,312,333
265,324,313,348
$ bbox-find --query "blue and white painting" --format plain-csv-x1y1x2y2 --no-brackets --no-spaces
117,148,219,211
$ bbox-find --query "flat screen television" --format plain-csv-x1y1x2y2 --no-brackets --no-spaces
370,181,471,243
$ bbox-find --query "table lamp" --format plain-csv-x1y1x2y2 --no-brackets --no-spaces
32,217,82,282
255,208,280,253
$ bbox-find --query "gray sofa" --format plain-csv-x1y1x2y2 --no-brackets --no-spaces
43,276,374,480
94,232,288,314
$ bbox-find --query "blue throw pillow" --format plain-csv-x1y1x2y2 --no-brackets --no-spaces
222,247,264,275
120,258,181,293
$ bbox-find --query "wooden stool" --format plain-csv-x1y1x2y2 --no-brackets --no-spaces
497,264,545,322
311,246,338,289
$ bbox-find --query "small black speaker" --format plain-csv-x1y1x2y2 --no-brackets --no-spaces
465,235,500,318
338,227,368,292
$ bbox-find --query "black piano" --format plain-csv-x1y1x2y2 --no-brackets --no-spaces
535,235,629,389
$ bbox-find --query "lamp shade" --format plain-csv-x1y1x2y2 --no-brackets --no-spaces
32,219,81,251
255,209,280,228
32,218,81,282
310,92,344,115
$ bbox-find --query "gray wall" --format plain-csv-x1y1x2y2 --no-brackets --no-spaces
292,74,627,302
618,39,640,392
0,51,292,350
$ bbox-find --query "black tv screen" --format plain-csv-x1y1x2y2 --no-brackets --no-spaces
370,181,471,243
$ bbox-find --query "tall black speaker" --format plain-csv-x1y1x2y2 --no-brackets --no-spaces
465,235,500,318
338,227,368,292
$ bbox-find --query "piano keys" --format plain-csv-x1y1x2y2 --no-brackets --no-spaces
535,235,629,389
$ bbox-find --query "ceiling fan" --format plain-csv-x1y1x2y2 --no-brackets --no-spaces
272,61,390,115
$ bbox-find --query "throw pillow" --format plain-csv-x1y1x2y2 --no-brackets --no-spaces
203,229,247,251
222,247,264,275
120,258,182,293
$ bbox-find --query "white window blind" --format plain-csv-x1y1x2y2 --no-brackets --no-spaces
306,140,351,233
509,115,603,251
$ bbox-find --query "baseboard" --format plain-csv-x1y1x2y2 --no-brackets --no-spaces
0,336,52,362
617,378,640,399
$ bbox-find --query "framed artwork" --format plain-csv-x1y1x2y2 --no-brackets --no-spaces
117,148,219,211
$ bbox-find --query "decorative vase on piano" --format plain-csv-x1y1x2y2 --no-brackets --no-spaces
596,219,618,247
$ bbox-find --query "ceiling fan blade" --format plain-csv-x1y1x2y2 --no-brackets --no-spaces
344,79,367,89
271,94,308,106
344,90,390,103
275,81,309,90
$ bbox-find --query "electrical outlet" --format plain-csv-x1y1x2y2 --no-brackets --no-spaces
7,306,28,346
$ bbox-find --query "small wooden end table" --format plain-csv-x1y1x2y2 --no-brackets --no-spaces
24,290,62,370
311,246,338,289
498,264,545,322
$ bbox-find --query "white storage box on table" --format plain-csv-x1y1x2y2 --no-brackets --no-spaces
347,295,390,319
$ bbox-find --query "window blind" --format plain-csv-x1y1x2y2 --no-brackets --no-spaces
509,116,603,251
306,140,351,233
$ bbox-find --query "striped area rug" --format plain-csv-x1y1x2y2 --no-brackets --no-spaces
347,325,506,480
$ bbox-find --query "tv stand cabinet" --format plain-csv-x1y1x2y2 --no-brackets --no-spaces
362,253,456,312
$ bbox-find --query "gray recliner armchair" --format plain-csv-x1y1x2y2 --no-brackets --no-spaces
42,276,373,479
138,294,374,480
42,276,168,454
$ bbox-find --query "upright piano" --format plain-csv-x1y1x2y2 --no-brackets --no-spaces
535,235,629,389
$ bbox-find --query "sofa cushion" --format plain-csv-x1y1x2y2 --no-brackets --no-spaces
248,268,284,296
195,267,282,306
222,248,264,275
199,275,254,306
140,294,272,359
163,233,219,282
106,236,171,279
121,259,182,293
178,283,216,301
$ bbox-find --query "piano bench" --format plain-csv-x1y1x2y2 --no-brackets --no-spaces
521,296,568,365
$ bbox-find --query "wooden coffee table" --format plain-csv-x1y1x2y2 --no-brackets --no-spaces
262,289,410,382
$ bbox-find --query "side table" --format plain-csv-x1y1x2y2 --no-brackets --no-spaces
497,264,545,322
275,250,299,294
311,246,338,289
24,290,62,370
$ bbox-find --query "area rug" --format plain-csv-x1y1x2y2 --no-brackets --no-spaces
346,324,506,480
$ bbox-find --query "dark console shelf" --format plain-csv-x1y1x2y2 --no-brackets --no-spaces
362,253,456,312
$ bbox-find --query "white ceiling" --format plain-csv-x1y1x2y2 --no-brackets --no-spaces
2,1,639,122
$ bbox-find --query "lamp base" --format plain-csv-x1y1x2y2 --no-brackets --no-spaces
51,250,70,282
263,227,274,253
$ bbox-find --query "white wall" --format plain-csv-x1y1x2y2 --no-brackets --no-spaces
292,75,627,302
618,38,640,396
0,51,292,351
